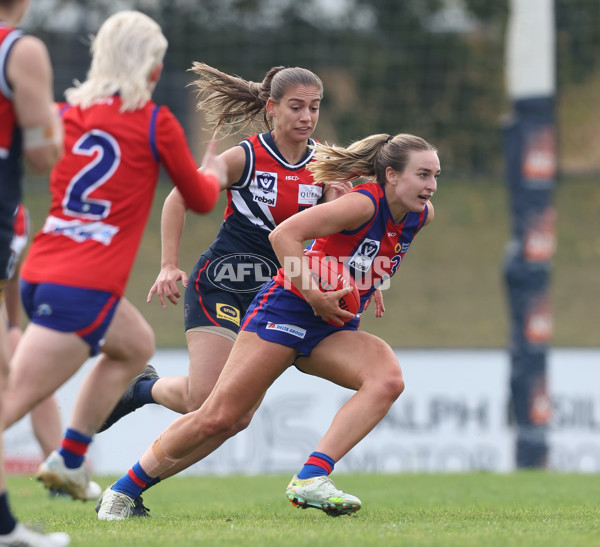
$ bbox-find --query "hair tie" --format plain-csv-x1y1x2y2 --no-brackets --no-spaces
386,135,393,143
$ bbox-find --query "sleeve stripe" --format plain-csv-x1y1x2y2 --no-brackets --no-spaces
149,105,160,162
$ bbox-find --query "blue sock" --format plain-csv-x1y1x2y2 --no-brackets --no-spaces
58,428,92,469
142,476,161,493
0,492,16,535
134,378,158,405
113,461,153,499
297,451,335,479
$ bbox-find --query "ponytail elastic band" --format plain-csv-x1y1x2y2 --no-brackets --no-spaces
386,135,393,143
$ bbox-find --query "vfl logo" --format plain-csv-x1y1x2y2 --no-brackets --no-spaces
216,303,240,326
253,171,277,206
349,238,380,272
206,253,278,293
257,171,276,191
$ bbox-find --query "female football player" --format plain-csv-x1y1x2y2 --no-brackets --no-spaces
4,205,63,467
1,10,227,504
0,0,68,543
97,64,350,494
98,132,439,520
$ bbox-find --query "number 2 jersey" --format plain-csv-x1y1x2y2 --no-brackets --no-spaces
21,96,219,296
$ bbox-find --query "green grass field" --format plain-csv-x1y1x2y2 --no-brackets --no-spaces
21,176,600,348
6,472,599,546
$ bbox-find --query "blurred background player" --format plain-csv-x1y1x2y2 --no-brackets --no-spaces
0,0,69,545
4,204,63,468
1,10,227,506
96,132,439,520
97,64,350,504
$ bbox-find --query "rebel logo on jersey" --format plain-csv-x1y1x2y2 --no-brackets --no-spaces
253,171,278,206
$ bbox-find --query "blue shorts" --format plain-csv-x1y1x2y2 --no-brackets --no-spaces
20,281,120,356
184,251,275,334
241,279,360,357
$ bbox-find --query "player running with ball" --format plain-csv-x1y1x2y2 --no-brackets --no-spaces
98,132,439,519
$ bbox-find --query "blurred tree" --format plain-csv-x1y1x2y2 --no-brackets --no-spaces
21,0,600,176
555,0,600,83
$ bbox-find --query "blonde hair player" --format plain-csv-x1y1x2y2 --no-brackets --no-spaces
97,132,439,519
2,10,227,511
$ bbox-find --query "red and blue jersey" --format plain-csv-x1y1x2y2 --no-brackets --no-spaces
208,131,324,269
21,95,218,296
275,182,429,310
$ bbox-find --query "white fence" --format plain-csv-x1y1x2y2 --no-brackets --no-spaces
5,348,600,475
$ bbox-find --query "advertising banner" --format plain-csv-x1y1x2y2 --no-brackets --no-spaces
5,349,599,475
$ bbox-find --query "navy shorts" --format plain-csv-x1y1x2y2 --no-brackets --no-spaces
184,251,275,334
20,281,120,356
0,203,16,282
1,204,29,282
241,279,360,357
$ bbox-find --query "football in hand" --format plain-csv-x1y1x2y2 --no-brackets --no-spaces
306,252,360,322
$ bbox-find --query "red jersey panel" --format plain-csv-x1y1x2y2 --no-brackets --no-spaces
276,182,429,307
0,24,24,212
21,96,218,295
224,132,323,229
0,24,21,157
206,131,323,268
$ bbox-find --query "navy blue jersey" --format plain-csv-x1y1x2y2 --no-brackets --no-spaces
0,24,23,280
210,131,323,271
184,131,324,333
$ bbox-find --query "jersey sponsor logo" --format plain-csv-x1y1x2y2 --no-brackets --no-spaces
206,253,278,293
42,215,119,245
266,322,307,339
348,238,381,273
286,175,300,181
394,242,411,254
252,171,277,207
298,184,323,206
216,303,240,326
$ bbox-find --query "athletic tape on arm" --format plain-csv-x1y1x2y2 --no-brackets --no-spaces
23,119,62,150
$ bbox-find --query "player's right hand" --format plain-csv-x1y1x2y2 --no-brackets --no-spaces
306,285,356,327
147,264,189,308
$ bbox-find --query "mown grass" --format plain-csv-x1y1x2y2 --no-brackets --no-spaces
7,472,600,546
21,176,600,348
